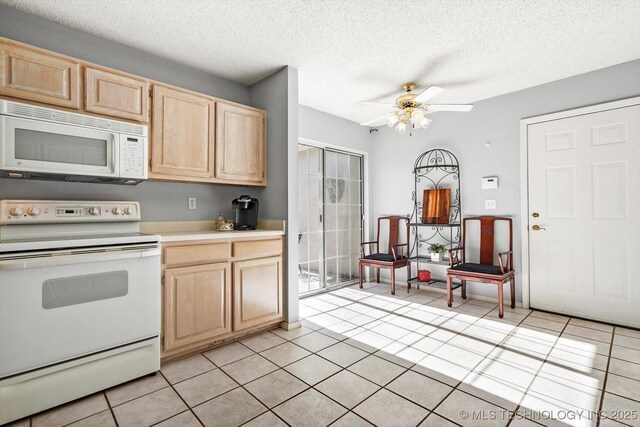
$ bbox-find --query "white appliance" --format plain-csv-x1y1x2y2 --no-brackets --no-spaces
0,99,148,184
0,200,160,424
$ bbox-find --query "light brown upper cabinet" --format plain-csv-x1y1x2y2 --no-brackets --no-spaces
0,40,80,109
84,67,149,122
163,262,232,352
151,85,216,181
233,256,283,331
216,101,266,185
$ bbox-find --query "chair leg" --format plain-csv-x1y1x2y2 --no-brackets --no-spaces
376,268,380,283
359,262,364,289
498,281,504,318
510,276,516,309
446,275,453,307
461,279,467,299
391,268,396,295
407,262,412,292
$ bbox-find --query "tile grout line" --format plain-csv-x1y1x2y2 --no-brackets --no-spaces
595,325,617,427
103,390,120,427
503,310,569,427
155,370,207,427
427,302,536,427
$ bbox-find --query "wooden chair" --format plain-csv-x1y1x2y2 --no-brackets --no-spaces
446,216,515,317
359,216,410,295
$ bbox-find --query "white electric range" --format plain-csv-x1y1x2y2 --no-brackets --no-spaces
0,200,161,424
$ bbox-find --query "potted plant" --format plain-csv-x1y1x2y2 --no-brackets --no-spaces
428,243,447,262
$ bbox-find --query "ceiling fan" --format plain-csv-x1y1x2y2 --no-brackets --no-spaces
359,83,473,134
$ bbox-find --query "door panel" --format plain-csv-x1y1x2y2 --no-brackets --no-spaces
0,41,80,109
164,262,231,351
85,67,149,122
233,256,283,331
151,85,215,179
298,144,364,295
215,101,265,184
528,104,640,327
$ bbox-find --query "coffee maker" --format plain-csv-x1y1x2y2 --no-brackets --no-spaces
232,195,259,230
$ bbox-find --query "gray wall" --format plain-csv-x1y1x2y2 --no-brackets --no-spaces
299,105,372,153
0,4,284,222
371,59,640,302
251,66,300,323
298,105,375,232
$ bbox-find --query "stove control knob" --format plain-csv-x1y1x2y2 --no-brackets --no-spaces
9,207,24,217
112,207,123,215
124,207,134,215
27,207,41,216
88,207,100,216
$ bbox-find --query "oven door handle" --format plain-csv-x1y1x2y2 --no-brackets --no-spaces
0,248,160,271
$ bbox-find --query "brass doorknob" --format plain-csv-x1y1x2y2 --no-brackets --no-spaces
532,225,546,231
532,212,539,218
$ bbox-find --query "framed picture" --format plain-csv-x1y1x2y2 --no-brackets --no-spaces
421,188,450,224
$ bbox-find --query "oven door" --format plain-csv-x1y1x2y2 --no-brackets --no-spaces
0,115,119,177
0,246,160,379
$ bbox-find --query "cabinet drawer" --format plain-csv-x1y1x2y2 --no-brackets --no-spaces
164,242,230,266
233,239,282,258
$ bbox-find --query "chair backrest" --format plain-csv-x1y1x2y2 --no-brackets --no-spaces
462,216,512,265
376,216,410,254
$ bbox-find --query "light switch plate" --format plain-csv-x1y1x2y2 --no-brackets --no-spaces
485,199,496,210
188,197,197,210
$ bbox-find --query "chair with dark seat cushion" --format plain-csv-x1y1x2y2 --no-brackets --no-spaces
447,216,515,317
359,216,410,295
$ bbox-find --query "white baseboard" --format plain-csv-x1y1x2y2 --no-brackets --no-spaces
279,321,301,331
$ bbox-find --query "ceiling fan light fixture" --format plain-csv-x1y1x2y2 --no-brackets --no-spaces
387,113,400,127
396,121,407,134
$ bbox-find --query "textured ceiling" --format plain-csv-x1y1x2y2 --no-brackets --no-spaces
2,0,639,124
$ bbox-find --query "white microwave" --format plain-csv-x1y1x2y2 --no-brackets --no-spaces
0,99,148,185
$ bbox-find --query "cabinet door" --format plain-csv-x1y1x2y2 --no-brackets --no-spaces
151,85,215,180
164,262,231,352
216,101,265,185
85,67,149,122
233,256,283,331
0,41,80,109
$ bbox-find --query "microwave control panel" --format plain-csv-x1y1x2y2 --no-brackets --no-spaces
120,136,147,179
0,200,141,224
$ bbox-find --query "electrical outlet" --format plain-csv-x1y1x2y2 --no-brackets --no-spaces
188,197,197,210
485,199,496,210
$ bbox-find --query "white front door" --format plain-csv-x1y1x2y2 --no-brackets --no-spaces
527,103,640,327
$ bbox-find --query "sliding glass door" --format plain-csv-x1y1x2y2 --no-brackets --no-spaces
298,144,363,296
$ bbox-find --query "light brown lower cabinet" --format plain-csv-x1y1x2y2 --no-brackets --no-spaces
163,262,232,352
233,256,284,331
161,237,284,358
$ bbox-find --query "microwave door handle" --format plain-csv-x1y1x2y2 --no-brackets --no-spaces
0,248,160,271
112,133,119,176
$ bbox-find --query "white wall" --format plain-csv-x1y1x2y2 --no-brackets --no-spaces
370,59,640,302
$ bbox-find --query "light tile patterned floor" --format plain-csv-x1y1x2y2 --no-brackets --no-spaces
11,282,640,427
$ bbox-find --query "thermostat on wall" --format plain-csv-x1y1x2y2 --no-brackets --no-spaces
482,176,498,190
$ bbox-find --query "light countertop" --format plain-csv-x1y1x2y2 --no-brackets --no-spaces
140,219,285,243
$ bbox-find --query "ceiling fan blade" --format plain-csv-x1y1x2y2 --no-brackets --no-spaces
413,86,445,103
359,101,396,107
360,112,394,127
427,104,474,112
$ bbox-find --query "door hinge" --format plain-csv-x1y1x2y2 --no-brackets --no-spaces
149,158,153,168
161,274,165,285
149,88,153,98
